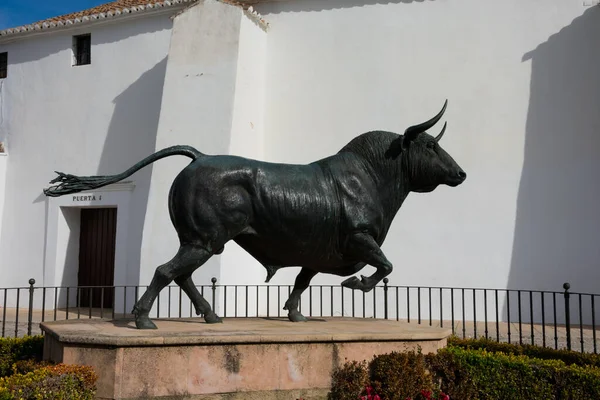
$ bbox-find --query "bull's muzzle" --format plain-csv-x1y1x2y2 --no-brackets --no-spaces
447,169,467,186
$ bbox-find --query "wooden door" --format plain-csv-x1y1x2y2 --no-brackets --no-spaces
78,208,117,309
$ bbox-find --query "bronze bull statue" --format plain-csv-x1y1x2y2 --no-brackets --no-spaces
44,100,466,329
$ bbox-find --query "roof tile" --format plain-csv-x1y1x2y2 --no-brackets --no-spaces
0,0,271,39
38,0,191,24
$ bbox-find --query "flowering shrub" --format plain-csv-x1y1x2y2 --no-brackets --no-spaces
360,386,381,400
0,335,97,399
328,360,369,400
329,343,600,399
0,363,97,400
404,389,450,400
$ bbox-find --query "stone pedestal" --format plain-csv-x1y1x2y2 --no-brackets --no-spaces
40,317,451,400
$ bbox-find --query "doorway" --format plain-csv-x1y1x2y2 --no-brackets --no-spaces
78,208,117,309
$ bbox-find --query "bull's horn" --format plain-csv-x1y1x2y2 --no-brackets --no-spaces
405,99,448,139
435,122,447,142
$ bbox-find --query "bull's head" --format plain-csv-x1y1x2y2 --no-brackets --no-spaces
385,100,466,193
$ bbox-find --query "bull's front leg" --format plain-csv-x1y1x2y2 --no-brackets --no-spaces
283,267,317,322
341,233,392,293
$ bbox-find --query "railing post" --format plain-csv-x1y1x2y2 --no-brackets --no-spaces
563,282,571,351
211,277,217,312
383,278,389,320
27,279,35,336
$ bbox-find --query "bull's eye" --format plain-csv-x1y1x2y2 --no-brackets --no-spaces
426,142,436,149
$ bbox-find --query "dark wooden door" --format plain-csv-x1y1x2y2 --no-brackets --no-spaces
78,208,117,309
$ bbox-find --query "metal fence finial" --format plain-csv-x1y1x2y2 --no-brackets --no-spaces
27,279,36,336
564,282,571,351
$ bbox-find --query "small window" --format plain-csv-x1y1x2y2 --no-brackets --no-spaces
0,52,7,79
73,34,91,66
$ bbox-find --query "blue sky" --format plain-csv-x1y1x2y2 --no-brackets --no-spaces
0,0,108,30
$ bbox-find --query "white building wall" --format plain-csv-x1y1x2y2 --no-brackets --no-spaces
0,0,596,326
0,154,6,249
139,0,265,317
217,10,269,318
0,13,174,295
242,0,600,322
220,12,268,289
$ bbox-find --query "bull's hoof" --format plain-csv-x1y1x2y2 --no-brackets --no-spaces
288,310,308,322
132,305,158,329
205,312,223,324
341,276,374,293
341,276,364,290
135,316,158,330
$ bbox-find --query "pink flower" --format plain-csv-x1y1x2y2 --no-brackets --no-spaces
421,389,433,399
439,392,450,400
359,386,381,400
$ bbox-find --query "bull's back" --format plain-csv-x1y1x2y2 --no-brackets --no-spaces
168,155,345,266
242,161,345,266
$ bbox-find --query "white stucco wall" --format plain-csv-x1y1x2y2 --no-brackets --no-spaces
139,0,264,316
219,12,268,292
243,0,600,322
0,0,597,326
0,154,6,249
0,12,174,296
0,77,8,262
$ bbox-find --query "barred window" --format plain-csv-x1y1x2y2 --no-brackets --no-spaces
0,52,7,79
73,34,91,66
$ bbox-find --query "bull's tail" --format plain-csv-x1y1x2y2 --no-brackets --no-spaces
43,145,203,197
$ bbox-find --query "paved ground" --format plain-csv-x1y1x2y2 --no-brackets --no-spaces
1,307,598,353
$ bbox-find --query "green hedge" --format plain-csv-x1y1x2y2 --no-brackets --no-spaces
448,336,600,368
0,336,44,378
329,346,600,399
436,347,600,399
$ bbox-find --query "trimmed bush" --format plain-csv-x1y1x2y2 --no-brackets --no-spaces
0,364,97,400
0,336,44,378
0,335,98,399
11,359,51,376
439,347,557,399
425,348,477,399
370,349,434,400
440,347,600,399
329,346,600,399
448,336,600,368
328,360,369,400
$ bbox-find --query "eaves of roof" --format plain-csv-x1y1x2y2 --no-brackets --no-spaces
0,0,270,43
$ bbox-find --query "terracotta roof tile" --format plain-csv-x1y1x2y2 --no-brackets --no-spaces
0,0,197,39
0,0,270,39
40,0,181,24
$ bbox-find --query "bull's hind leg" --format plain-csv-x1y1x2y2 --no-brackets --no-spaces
283,268,317,322
132,245,213,329
174,274,222,323
340,233,392,293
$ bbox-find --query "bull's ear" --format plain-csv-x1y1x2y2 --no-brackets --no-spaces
385,135,411,159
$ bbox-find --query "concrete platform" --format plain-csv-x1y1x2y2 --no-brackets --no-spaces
40,317,452,400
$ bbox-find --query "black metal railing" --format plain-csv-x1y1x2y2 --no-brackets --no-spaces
0,278,597,353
